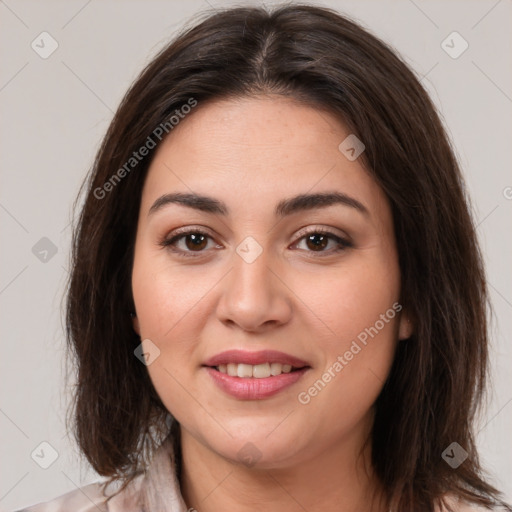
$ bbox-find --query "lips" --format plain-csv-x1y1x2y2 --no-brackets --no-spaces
203,349,311,400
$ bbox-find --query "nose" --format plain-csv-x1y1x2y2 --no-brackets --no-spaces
215,245,293,333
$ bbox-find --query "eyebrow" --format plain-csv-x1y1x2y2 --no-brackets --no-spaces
148,191,369,218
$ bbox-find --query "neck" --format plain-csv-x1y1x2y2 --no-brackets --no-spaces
179,424,387,512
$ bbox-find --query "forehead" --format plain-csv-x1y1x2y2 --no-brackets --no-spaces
153,95,348,169
141,95,388,220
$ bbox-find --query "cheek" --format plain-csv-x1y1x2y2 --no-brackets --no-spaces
131,249,214,420
295,255,401,346
131,245,227,397
131,243,211,340
293,252,401,417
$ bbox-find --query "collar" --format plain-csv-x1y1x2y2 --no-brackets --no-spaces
103,430,188,512
138,432,188,512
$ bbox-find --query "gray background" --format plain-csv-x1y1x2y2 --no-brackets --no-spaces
1,0,511,509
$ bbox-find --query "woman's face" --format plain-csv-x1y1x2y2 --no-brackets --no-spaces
132,95,411,468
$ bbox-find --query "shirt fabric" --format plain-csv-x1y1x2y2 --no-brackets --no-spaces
16,434,189,512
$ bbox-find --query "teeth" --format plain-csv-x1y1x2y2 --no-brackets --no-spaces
237,364,253,378
270,362,283,376
217,362,297,378
252,363,271,378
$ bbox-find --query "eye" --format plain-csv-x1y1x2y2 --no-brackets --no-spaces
292,228,352,255
159,228,220,257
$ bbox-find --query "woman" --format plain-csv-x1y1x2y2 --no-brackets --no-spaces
16,4,511,512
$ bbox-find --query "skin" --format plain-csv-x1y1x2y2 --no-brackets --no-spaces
131,95,412,512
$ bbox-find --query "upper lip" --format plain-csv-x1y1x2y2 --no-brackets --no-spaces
203,349,310,368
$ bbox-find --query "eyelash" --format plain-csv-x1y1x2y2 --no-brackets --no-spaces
159,227,352,258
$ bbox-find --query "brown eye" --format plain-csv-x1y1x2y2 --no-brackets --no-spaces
294,229,352,255
183,233,208,251
159,229,222,258
305,233,330,251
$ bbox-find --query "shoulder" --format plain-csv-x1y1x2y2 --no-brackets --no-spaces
13,476,144,512
14,433,186,512
14,482,109,512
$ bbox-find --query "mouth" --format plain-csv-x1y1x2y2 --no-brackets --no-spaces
203,350,311,400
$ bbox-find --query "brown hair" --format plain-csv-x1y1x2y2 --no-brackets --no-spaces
65,4,510,510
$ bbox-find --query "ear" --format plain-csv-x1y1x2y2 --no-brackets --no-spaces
398,309,413,340
131,313,141,336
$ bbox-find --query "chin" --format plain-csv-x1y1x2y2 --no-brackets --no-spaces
205,428,307,470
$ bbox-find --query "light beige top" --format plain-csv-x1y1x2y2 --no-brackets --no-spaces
15,435,504,512
16,435,188,512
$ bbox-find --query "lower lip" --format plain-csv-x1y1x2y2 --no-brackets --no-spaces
205,367,309,400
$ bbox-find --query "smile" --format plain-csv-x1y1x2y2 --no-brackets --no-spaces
203,350,311,400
